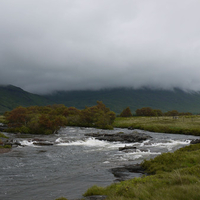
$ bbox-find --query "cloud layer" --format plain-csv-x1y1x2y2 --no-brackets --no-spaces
0,0,200,94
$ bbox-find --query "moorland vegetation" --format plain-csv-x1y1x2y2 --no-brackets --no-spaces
3,101,116,134
81,107,200,199
83,143,200,200
120,106,192,117
2,105,200,136
116,107,200,136
2,104,200,199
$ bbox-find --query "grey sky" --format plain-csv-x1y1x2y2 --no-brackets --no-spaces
0,0,200,94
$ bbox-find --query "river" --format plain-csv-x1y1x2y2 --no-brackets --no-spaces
1,127,200,200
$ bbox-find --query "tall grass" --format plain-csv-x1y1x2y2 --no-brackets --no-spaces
114,116,200,136
83,144,200,200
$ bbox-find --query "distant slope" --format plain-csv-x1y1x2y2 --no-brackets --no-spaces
44,88,200,114
1,85,200,115
0,85,54,114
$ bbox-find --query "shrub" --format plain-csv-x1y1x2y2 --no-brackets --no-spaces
4,102,116,134
120,107,132,117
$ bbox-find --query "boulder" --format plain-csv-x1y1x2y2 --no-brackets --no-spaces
119,145,137,151
128,126,134,130
33,141,54,146
32,138,54,146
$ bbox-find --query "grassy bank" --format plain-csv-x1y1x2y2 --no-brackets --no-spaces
84,143,200,200
114,116,200,136
0,115,6,123
0,132,11,153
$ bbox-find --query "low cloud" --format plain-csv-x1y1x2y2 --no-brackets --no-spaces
0,0,200,94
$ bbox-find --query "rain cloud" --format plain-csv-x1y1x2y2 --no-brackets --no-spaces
0,0,200,94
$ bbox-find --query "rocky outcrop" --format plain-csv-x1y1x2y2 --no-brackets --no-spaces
32,138,54,145
3,139,21,147
119,145,149,153
3,138,54,147
119,145,137,151
85,131,151,143
190,139,200,144
32,141,54,146
110,164,146,181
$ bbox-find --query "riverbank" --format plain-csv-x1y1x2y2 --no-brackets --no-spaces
114,116,200,136
82,117,200,199
0,132,11,153
83,143,200,200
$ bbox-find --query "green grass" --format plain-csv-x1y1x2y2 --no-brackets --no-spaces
0,144,12,148
83,144,200,200
0,132,8,139
0,131,11,149
0,115,6,123
113,116,200,136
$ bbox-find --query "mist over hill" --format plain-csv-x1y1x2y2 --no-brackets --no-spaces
1,85,200,115
44,88,200,114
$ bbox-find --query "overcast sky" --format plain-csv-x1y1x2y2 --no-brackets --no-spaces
0,0,200,94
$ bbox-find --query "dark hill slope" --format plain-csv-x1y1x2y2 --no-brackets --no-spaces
44,88,200,114
0,85,54,114
1,85,200,114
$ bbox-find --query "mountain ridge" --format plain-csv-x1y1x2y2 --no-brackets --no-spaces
1,85,200,114
44,87,200,114
0,85,54,114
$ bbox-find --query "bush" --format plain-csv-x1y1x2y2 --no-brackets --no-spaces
4,102,116,134
120,107,132,117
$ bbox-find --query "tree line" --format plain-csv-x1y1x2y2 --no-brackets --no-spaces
120,107,192,117
4,101,116,134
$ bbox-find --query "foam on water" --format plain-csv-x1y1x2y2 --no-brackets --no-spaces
55,137,63,143
57,137,111,147
19,140,34,146
114,149,162,161
150,139,191,150
1,127,200,200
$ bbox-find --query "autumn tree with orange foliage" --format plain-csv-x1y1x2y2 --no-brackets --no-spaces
4,102,116,134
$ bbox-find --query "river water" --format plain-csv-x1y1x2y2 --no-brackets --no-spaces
1,127,200,200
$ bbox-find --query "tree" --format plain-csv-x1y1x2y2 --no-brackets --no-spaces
120,107,132,117
6,106,29,127
165,110,179,116
5,102,116,134
154,109,163,116
136,107,155,116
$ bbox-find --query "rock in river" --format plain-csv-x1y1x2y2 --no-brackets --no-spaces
85,131,152,143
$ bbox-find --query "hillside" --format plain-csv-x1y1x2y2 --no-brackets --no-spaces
44,88,200,114
1,85,200,115
0,85,54,114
